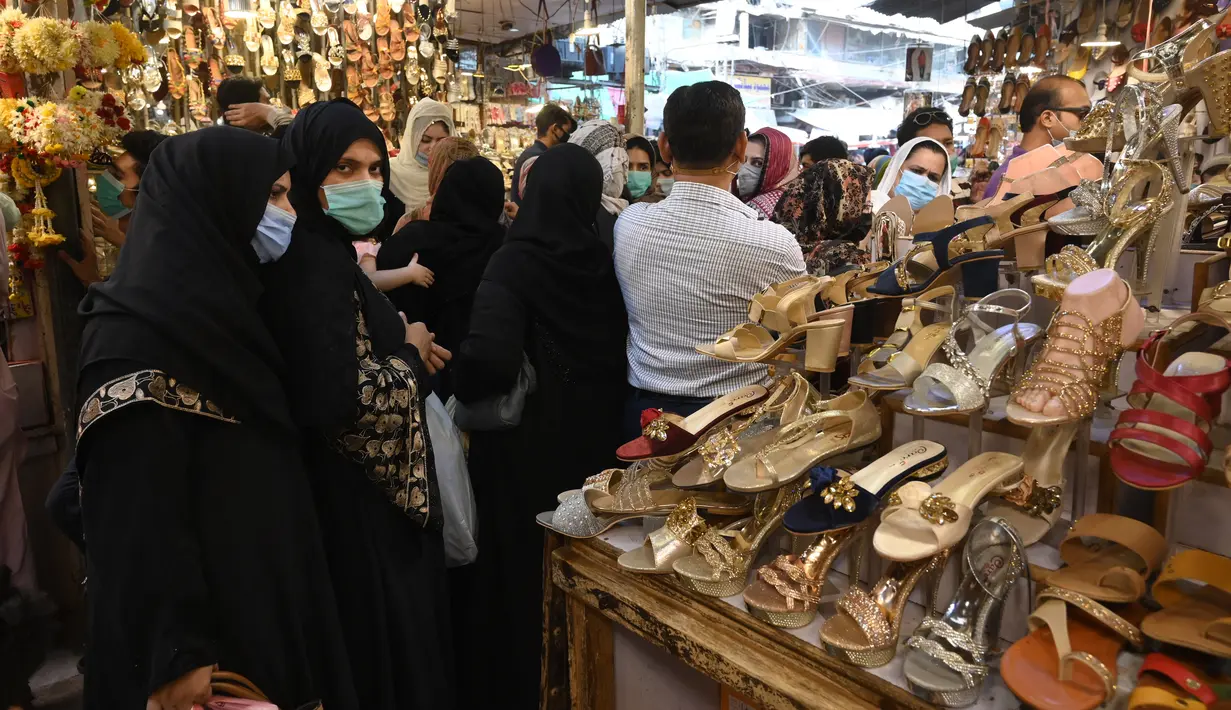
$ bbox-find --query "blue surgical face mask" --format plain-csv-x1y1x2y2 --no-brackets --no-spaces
251,203,297,263
659,177,674,196
322,180,386,235
96,171,133,218
896,169,939,211
415,150,430,167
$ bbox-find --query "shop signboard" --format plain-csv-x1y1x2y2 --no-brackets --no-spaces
458,46,477,73
729,74,772,107
905,45,933,82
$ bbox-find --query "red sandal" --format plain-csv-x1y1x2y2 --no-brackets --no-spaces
1109,312,1231,490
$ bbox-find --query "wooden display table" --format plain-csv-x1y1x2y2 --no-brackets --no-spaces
542,532,944,710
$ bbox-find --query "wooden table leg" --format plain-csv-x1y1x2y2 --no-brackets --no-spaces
543,532,572,710
567,596,615,710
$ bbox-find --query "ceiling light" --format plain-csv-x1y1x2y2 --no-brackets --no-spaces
575,8,600,36
1018,64,1043,74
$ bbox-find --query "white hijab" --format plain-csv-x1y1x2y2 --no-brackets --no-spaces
389,98,454,212
870,136,952,212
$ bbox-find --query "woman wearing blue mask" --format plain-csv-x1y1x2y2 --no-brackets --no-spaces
260,99,455,710
73,127,358,710
870,136,953,213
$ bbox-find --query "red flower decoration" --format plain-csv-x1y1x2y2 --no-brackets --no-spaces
100,93,115,107
639,408,664,429
117,117,130,130
1132,22,1149,43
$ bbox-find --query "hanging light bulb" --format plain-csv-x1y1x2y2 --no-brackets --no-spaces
576,5,599,36
1080,24,1121,47
1081,1,1121,47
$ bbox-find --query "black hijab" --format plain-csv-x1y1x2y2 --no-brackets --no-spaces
78,127,295,433
378,156,504,304
486,143,627,375
260,99,409,433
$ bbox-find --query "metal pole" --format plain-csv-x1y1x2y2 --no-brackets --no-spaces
624,0,645,134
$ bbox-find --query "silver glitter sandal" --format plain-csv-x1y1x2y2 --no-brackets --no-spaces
535,490,636,539
903,517,1027,707
904,288,1040,416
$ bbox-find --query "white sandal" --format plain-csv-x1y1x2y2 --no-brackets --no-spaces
905,288,1041,415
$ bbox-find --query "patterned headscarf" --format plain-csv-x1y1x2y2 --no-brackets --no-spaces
427,136,479,196
568,119,629,215
773,159,873,272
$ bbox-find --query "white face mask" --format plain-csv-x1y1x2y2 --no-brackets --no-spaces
251,203,297,263
1046,113,1076,147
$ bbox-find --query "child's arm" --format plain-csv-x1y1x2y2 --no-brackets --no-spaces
364,253,435,292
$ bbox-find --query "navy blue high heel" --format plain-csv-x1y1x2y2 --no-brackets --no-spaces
868,216,1004,297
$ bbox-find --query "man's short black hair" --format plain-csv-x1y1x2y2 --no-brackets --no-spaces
1019,75,1086,133
119,130,169,174
663,81,745,169
217,76,264,118
897,107,953,146
801,136,847,163
625,135,658,164
536,104,575,137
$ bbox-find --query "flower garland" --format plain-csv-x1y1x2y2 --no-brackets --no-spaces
0,11,144,75
3,88,127,172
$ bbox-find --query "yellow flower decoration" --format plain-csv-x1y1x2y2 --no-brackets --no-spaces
12,16,78,74
0,9,25,72
110,22,145,66
78,21,119,69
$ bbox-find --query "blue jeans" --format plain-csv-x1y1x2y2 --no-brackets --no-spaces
623,387,711,442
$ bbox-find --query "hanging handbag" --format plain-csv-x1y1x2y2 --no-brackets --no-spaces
448,353,536,431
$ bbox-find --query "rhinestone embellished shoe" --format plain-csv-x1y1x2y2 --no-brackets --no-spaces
1085,159,1174,290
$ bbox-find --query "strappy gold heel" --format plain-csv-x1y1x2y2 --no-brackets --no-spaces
1006,281,1134,426
1085,159,1174,289
820,550,951,667
671,479,807,598
1032,245,1098,301
744,520,870,628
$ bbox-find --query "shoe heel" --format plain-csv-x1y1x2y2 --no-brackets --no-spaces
912,455,949,482
960,256,1001,298
804,319,844,373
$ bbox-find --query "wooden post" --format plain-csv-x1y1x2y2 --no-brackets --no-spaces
624,0,645,135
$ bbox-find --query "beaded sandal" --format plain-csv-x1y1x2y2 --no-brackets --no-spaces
1006,277,1136,426
742,520,869,628
904,517,1026,707
617,498,738,574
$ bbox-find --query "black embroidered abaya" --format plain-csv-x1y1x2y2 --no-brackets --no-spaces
377,156,504,398
260,99,454,710
452,144,629,706
74,127,358,710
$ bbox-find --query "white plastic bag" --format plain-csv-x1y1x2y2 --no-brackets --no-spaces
425,392,478,567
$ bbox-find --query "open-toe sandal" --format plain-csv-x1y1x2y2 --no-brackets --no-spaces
873,451,1025,562
984,421,1080,546
617,385,770,461
1044,513,1167,603
905,288,1040,415
1129,652,1228,710
783,440,948,535
696,317,845,372
858,285,953,375
866,217,1004,299
849,320,951,391
722,390,881,493
821,549,951,667
556,460,671,504
588,475,749,518
617,497,742,574
1110,312,1231,490
743,520,870,628
672,374,817,489
1142,549,1231,658
535,490,638,539
1007,275,1139,426
1002,587,1145,710
672,480,806,597
904,517,1027,707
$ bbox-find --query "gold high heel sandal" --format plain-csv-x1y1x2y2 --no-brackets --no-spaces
1178,47,1231,138
858,285,954,375
1086,159,1174,290
671,479,807,598
820,550,951,667
744,521,869,628
1006,278,1136,426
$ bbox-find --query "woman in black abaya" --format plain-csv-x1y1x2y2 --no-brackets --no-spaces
377,156,504,399
75,127,357,710
260,99,454,710
452,143,629,706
